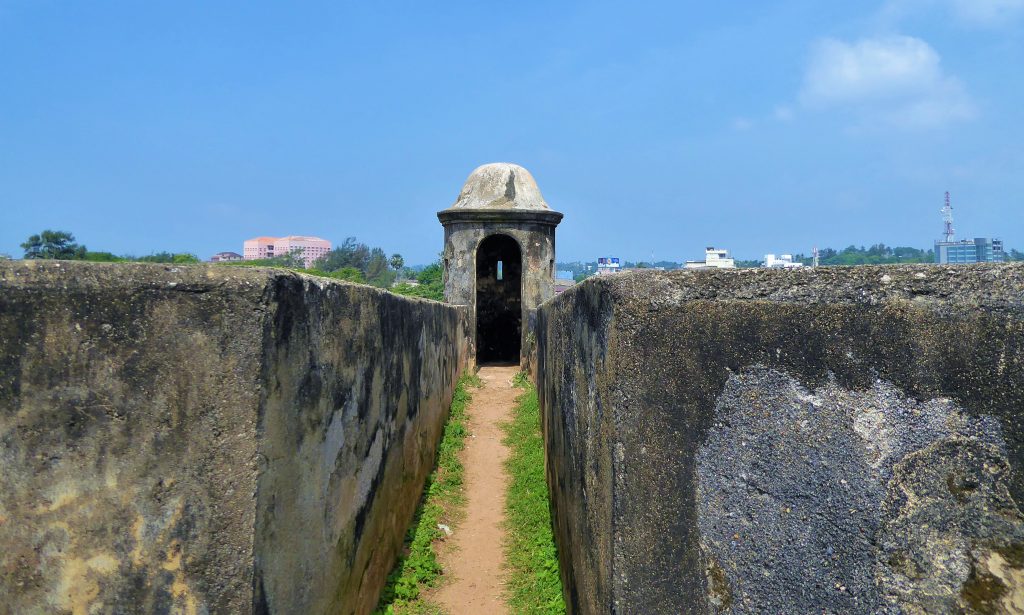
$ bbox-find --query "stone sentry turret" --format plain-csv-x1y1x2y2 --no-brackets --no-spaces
438,163,563,366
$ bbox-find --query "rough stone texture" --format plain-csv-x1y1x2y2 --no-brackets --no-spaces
0,261,468,615
448,162,552,211
537,264,1024,614
438,162,562,368
699,368,1023,613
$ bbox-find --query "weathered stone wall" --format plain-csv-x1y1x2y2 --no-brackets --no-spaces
0,261,468,615
537,264,1024,614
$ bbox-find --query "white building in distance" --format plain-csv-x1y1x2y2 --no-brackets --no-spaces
596,257,622,275
763,254,804,268
685,247,735,269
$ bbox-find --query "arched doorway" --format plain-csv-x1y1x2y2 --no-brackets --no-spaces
475,234,522,364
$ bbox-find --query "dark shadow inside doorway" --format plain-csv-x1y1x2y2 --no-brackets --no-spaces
475,234,522,364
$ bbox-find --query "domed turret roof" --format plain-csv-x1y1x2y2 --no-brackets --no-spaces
446,163,551,211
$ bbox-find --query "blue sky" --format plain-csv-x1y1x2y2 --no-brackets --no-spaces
2,0,1022,264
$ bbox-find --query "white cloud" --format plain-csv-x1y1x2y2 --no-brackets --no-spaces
731,117,754,131
773,105,794,122
880,0,1024,27
799,35,975,128
802,36,940,105
949,0,1024,25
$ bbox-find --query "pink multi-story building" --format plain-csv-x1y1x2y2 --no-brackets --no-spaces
243,235,332,268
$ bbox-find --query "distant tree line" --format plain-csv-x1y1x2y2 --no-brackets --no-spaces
215,241,444,299
790,244,934,267
230,236,407,289
19,230,200,263
18,230,1021,301
13,229,453,301
312,237,400,287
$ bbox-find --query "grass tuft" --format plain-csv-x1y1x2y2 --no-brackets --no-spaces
374,372,479,615
502,373,567,614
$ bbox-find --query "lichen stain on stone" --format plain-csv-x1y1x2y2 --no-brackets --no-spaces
887,549,924,580
948,470,982,504
55,552,119,615
161,541,182,572
962,545,1024,615
32,490,203,613
161,540,200,615
129,514,147,566
34,482,80,514
878,439,1024,613
702,552,733,611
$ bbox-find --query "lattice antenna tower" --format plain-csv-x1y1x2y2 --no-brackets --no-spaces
942,191,955,242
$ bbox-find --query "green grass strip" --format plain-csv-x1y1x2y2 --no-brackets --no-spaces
502,373,567,614
374,372,481,615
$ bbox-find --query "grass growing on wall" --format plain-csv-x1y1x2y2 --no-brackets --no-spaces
374,372,480,615
503,373,567,614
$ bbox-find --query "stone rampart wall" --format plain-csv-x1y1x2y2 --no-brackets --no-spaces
0,261,468,614
537,265,1024,614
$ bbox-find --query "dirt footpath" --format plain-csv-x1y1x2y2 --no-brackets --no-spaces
431,365,520,615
